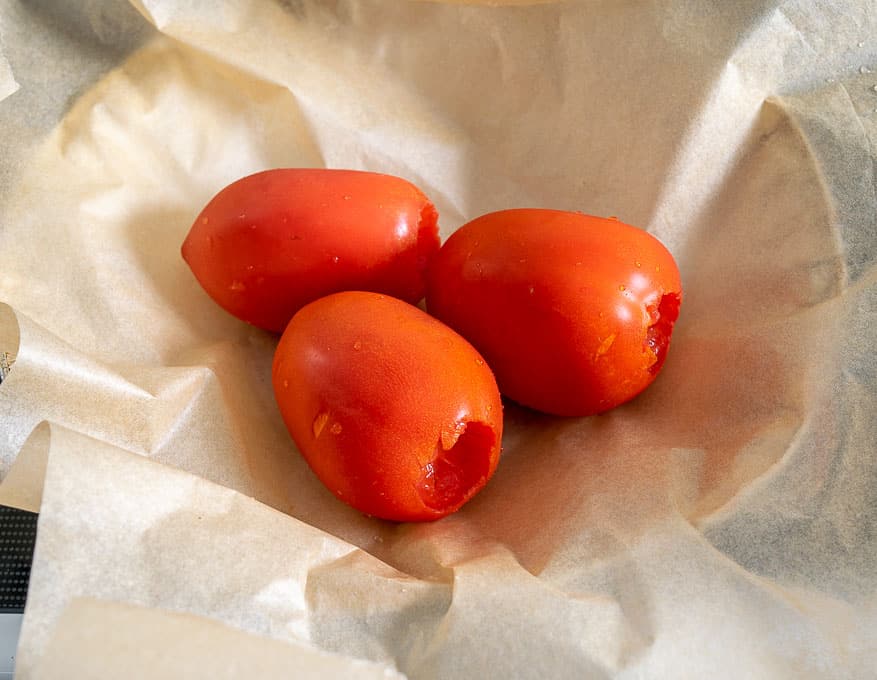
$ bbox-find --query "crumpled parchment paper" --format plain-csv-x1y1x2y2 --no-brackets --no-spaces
0,1,875,678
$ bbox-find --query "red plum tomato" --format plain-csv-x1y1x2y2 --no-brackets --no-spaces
426,209,682,417
272,291,503,522
182,169,440,332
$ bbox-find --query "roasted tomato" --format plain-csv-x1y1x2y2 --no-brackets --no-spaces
182,169,440,332
426,209,682,416
272,291,503,521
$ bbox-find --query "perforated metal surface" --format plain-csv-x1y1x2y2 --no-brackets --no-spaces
0,506,37,613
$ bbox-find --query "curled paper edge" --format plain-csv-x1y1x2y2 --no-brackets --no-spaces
0,48,19,103
0,422,49,513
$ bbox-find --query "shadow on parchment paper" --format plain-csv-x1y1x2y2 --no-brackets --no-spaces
111,37,395,546
674,98,844,330
369,92,838,580
125,206,247,343
655,94,842,511
474,95,835,576
370,1,780,225
407,331,795,579
124,202,389,546
112,37,328,347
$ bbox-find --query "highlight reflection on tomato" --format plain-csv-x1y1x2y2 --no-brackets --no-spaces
182,169,440,333
272,291,503,522
426,209,683,417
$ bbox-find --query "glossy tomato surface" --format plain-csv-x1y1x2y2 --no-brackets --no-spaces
182,169,440,332
272,291,503,522
426,209,682,417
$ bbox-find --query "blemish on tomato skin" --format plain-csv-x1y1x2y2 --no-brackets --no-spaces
330,422,343,435
595,333,617,359
312,412,329,438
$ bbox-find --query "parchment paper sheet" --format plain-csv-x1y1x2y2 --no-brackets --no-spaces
1,1,876,677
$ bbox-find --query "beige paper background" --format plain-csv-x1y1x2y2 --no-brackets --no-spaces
31,598,404,680
1,1,875,677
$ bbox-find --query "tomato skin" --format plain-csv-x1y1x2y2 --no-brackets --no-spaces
426,209,682,417
272,291,503,522
182,169,440,333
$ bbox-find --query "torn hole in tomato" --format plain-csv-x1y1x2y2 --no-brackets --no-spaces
418,421,496,511
645,291,681,374
415,201,440,272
